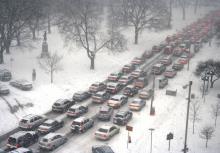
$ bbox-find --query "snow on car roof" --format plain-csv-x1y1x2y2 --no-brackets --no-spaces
111,94,124,99
116,111,127,116
107,82,118,86
10,131,36,138
132,98,142,103
44,119,56,124
73,116,87,123
55,99,67,104
43,132,64,139
153,63,163,67
22,114,38,119
126,85,135,88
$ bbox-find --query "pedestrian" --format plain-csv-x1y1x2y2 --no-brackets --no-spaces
32,69,36,82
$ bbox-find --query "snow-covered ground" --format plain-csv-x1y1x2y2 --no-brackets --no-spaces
0,6,220,153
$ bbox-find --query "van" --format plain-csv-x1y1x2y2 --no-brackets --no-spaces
151,63,166,75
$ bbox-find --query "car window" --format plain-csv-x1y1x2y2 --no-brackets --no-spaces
109,127,115,132
20,119,28,124
30,119,34,123
98,128,108,133
42,138,48,142
8,137,17,145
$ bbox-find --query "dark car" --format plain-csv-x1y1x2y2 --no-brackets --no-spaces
9,79,32,91
123,85,138,97
37,119,64,135
92,145,114,153
0,69,12,81
66,105,88,117
72,91,91,102
152,45,160,53
92,91,110,104
113,110,132,126
172,63,184,71
0,84,10,95
89,82,106,93
52,99,74,112
7,131,38,149
142,50,153,59
97,106,113,121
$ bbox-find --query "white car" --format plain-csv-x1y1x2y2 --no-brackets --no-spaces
95,125,120,140
129,98,146,111
107,95,128,108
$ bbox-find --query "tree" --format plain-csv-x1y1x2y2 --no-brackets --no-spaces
122,0,169,44
190,100,201,134
200,126,215,148
38,52,63,83
178,0,188,20
211,102,220,127
195,60,220,88
167,0,173,28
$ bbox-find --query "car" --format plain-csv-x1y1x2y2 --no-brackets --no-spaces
123,85,138,97
118,75,133,86
97,106,113,121
163,45,173,54
37,119,64,135
152,45,160,53
159,77,168,89
107,95,128,109
8,147,33,153
131,69,146,78
95,125,120,140
66,104,88,117
173,47,183,56
164,69,177,78
19,114,46,130
172,62,184,70
160,56,172,66
129,98,146,111
71,117,94,133
72,91,91,102
139,88,153,99
134,77,148,88
106,82,122,94
151,63,166,75
0,69,12,81
92,145,114,153
0,149,5,153
179,43,187,52
39,133,67,151
92,91,110,104
107,72,123,82
142,50,153,59
113,110,132,125
10,79,32,91
178,55,188,64
131,57,144,65
7,131,38,149
89,82,106,93
52,99,74,112
0,84,10,95
122,64,135,73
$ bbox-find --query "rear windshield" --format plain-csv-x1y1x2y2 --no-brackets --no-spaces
42,122,53,126
72,121,81,126
98,128,108,133
69,108,76,112
54,103,60,106
108,85,115,88
100,110,108,114
115,114,124,118
42,138,48,143
8,137,16,145
91,84,98,87
110,98,119,101
94,93,102,97
20,119,28,124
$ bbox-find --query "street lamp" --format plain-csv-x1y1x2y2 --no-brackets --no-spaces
149,128,155,153
150,72,155,115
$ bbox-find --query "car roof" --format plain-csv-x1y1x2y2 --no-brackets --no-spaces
73,116,87,122
9,147,31,153
70,104,85,109
107,82,118,86
43,133,64,139
92,145,114,153
21,114,38,120
126,85,135,88
153,63,163,67
111,94,124,99
44,119,56,124
75,91,85,94
100,106,111,111
95,91,105,95
116,111,127,116
10,131,36,138
99,125,113,130
55,99,68,104
132,98,142,103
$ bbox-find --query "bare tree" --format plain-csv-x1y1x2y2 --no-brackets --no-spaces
190,100,201,134
194,0,200,14
122,0,168,44
200,126,215,148
38,52,63,83
167,0,173,28
178,0,188,20
211,102,220,127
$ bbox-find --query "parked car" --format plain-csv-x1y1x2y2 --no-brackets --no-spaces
178,55,188,64
129,98,146,111
113,110,132,125
10,79,32,91
139,88,153,100
164,69,177,78
123,85,138,97
92,145,114,153
39,133,67,151
143,50,153,59
107,95,128,109
159,77,168,89
106,82,123,94
92,91,110,104
8,147,33,153
151,63,166,75
7,131,38,149
107,72,123,82
95,125,120,140
0,84,10,95
172,62,184,71
72,91,91,102
97,106,113,121
131,69,146,78
89,82,106,93
160,56,172,66
0,69,12,81
66,105,88,117
71,117,94,133
118,75,133,86
131,57,144,65
134,77,148,88
37,119,64,135
52,99,74,112
122,64,135,73
19,114,46,130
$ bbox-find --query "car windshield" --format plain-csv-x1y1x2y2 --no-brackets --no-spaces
110,74,117,77
100,110,108,114
54,103,60,106
69,108,76,112
91,84,98,87
152,66,160,70
72,121,81,126
108,85,116,88
94,93,101,97
42,122,53,126
8,137,16,145
115,114,124,118
132,100,140,104
42,138,48,143
98,128,108,133
20,119,28,123
110,98,119,101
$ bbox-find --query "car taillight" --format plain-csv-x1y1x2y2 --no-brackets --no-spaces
16,144,20,148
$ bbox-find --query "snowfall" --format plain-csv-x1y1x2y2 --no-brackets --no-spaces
0,5,220,153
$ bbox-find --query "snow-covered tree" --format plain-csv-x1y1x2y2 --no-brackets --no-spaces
211,102,220,127
190,100,201,134
200,126,215,148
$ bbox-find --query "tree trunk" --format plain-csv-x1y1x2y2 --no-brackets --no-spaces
182,6,186,20
215,116,217,127
168,0,172,28
5,40,10,54
206,139,208,148
48,15,51,34
210,76,214,88
50,71,53,83
32,29,36,40
16,31,21,46
0,50,4,64
90,56,95,70
134,27,139,44
193,119,195,134
194,0,199,14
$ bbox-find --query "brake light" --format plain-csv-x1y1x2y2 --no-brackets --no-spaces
16,144,20,148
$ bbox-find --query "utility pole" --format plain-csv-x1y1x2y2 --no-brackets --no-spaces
182,81,192,153
150,72,155,115
149,128,155,153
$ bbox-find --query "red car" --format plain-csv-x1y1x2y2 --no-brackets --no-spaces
164,69,177,78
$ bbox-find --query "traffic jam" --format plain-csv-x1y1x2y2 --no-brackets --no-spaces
1,9,220,153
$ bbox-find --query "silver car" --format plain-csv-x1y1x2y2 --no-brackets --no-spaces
95,125,120,140
19,114,46,130
39,133,67,151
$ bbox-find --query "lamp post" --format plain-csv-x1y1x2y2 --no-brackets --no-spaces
150,72,155,115
149,128,155,153
182,81,192,153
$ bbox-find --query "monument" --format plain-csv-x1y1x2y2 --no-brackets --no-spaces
41,31,49,58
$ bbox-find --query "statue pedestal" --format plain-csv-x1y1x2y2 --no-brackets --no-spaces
41,41,49,58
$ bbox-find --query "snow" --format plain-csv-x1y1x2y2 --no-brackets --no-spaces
0,5,220,153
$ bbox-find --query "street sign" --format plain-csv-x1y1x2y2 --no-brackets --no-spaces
167,132,174,140
126,125,133,131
